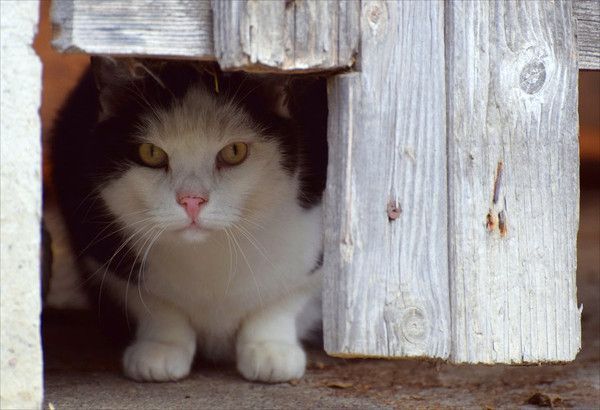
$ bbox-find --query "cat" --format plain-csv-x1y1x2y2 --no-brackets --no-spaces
51,57,328,383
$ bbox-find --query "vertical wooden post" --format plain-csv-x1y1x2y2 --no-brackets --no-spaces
324,1,449,358
446,0,581,363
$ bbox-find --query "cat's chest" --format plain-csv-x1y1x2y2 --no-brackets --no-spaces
137,204,321,324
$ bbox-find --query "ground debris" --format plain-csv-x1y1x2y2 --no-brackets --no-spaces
288,379,300,386
525,392,565,408
324,380,354,389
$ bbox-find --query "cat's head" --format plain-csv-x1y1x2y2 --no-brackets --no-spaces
90,58,300,242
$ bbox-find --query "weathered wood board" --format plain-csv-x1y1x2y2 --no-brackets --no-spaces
323,1,449,359
51,0,214,58
211,0,359,71
446,0,581,363
50,1,597,71
574,0,600,70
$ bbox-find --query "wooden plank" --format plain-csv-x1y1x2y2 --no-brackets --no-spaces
51,0,214,58
323,1,449,358
574,0,600,70
50,1,595,72
211,0,359,72
446,0,581,363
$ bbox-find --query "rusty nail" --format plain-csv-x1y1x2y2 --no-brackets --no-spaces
498,210,507,237
486,210,496,231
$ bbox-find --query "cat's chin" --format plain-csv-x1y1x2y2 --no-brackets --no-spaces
175,225,212,242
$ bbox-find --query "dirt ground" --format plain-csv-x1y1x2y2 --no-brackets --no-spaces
42,188,599,409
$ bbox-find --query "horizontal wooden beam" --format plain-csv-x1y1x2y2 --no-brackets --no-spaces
51,0,598,71
51,0,214,59
212,0,359,72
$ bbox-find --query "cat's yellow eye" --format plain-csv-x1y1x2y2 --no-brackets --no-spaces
218,142,248,166
138,143,168,168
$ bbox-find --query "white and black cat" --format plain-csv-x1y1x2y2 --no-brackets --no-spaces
52,57,327,383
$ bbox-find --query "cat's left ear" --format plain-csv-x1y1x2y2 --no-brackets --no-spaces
268,80,292,119
234,75,292,120
91,56,163,117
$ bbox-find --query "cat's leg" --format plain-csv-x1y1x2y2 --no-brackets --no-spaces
123,297,196,382
236,277,320,383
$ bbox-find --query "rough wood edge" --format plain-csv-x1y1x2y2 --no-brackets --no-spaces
574,0,600,70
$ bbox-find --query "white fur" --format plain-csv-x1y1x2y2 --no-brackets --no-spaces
94,86,322,383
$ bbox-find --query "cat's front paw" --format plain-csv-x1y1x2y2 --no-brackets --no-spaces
123,340,193,382
237,341,306,383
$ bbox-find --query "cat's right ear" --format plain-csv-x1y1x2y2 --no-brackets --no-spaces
91,56,149,118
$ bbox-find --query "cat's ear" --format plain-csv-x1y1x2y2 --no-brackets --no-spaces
268,80,292,119
91,57,164,117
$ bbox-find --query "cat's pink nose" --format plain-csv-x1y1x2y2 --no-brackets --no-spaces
176,194,208,221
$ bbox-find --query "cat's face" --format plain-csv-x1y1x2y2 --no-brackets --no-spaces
93,60,296,243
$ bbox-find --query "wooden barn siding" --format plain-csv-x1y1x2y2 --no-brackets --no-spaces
446,0,581,363
51,0,598,70
51,0,214,58
212,0,359,71
323,1,449,359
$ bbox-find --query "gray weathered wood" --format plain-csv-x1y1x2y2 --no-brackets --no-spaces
51,0,214,58
211,0,359,72
574,0,600,70
446,0,581,363
50,1,596,72
323,1,449,359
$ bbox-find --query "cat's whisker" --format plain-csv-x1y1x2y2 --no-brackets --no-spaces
78,214,155,257
232,224,290,297
231,224,274,267
223,227,236,298
82,219,157,292
93,221,157,312
228,227,263,308
124,223,164,326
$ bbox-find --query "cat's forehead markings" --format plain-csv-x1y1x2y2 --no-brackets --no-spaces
138,88,260,155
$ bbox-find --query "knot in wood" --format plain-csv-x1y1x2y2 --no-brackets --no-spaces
364,1,387,36
519,60,546,94
400,307,428,344
368,4,382,25
387,200,401,221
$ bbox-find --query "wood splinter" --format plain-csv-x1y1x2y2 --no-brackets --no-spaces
493,161,504,204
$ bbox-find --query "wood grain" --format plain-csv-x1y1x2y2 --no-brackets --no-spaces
51,1,596,72
323,1,449,359
446,0,581,363
51,0,214,58
211,0,359,72
574,0,600,70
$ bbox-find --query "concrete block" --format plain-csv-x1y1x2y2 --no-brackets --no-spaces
0,1,43,408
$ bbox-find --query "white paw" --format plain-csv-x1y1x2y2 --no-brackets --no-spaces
123,340,193,382
237,341,306,383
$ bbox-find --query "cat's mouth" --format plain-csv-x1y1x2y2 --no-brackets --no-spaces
174,221,213,242
178,221,208,231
